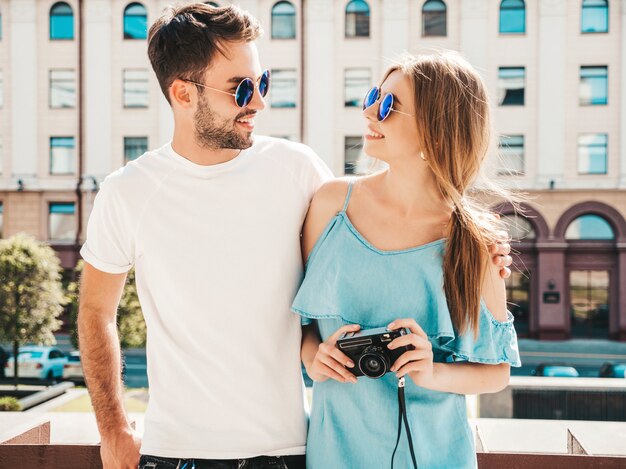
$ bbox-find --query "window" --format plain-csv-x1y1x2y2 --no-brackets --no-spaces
346,0,370,38
0,202,3,238
498,67,525,106
50,69,76,108
49,349,64,359
498,135,524,175
50,137,76,175
270,69,297,108
499,0,525,34
422,0,447,37
580,66,607,105
570,269,610,339
123,69,149,108
501,214,535,240
581,0,608,33
49,202,76,241
345,68,370,107
50,2,74,40
124,3,147,40
271,1,296,39
566,214,614,240
124,137,148,162
578,134,607,175
345,136,364,175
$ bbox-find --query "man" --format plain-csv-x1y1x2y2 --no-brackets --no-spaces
77,4,513,469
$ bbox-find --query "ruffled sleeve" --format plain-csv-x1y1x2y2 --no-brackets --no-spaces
440,299,522,367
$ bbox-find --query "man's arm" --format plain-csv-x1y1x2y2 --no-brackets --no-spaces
78,262,141,469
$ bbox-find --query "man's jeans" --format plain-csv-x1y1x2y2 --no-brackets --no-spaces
138,454,306,469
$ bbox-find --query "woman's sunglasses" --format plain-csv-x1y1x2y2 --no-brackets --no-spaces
183,70,271,108
363,86,414,122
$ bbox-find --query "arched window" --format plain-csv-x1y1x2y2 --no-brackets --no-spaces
499,0,525,34
422,0,447,37
501,214,536,240
272,1,296,39
124,3,148,40
581,0,608,33
345,0,370,38
50,2,74,40
565,214,614,240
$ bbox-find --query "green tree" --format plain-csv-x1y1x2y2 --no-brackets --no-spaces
0,234,65,387
67,261,146,349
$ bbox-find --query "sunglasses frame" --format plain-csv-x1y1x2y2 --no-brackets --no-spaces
363,86,414,122
183,69,271,108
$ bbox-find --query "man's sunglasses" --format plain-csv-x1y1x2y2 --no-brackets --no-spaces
363,86,414,122
183,70,271,108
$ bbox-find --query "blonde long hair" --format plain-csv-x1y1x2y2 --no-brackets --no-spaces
385,52,516,337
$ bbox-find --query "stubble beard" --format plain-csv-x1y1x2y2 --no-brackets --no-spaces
193,93,254,151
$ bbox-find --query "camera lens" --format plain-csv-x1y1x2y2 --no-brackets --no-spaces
366,358,381,372
358,351,388,379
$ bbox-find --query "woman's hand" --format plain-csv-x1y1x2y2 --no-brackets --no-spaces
387,319,436,389
490,229,513,279
307,324,360,384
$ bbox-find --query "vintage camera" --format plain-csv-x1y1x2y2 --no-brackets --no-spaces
337,327,414,379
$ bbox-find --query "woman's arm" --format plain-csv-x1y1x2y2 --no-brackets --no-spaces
299,179,360,384
430,362,509,394
388,260,512,395
300,179,352,263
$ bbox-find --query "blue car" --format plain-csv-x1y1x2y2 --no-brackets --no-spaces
4,346,68,381
531,363,580,377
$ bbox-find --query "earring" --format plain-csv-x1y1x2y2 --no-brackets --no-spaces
420,152,427,161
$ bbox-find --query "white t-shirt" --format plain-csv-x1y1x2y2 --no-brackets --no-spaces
80,136,332,459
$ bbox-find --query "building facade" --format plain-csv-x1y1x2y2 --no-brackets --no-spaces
0,0,624,340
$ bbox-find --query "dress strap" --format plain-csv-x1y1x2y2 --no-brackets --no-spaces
341,181,355,213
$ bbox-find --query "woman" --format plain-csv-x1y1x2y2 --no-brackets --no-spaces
292,52,521,469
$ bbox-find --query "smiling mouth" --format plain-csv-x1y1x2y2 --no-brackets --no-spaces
366,128,384,139
236,115,255,125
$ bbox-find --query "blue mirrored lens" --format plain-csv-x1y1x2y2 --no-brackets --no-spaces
363,87,379,110
259,70,270,97
378,93,393,121
236,79,254,107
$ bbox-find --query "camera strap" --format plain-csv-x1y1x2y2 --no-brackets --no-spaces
391,376,418,469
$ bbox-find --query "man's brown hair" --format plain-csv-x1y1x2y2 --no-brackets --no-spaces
148,3,262,104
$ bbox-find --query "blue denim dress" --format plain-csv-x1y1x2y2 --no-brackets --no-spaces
292,182,521,469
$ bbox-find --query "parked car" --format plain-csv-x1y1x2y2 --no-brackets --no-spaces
599,362,626,378
4,346,68,381
531,363,580,377
62,351,85,384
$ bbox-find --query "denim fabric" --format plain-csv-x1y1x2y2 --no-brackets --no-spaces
138,454,305,469
291,182,521,469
